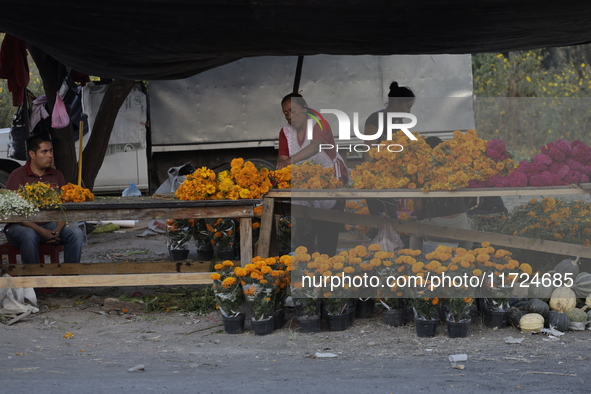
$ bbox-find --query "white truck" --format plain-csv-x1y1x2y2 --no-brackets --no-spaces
0,54,474,192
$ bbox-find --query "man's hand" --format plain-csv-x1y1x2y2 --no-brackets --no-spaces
38,227,61,243
276,157,292,169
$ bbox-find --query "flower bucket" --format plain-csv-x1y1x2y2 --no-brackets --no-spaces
273,309,286,330
169,249,189,261
383,309,405,327
195,248,214,261
483,310,508,329
327,313,349,331
222,314,245,334
297,315,320,333
251,317,274,336
415,318,438,337
216,249,235,261
447,320,470,338
355,298,375,319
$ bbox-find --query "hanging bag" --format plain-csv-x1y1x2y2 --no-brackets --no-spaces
51,92,70,129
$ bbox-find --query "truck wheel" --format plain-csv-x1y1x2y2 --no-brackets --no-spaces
0,170,10,189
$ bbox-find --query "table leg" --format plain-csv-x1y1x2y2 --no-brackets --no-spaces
239,217,253,267
256,197,275,258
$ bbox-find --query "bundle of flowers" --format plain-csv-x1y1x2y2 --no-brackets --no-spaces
194,218,235,254
289,161,343,189
175,159,273,200
0,189,38,220
60,183,94,202
240,256,287,321
211,260,244,317
470,138,591,188
166,218,195,250
488,197,591,246
175,167,219,200
343,200,371,235
410,294,440,320
444,297,473,323
351,130,517,191
269,165,291,189
16,181,62,209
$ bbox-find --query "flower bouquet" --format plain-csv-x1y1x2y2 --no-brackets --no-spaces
410,295,441,321
241,257,282,322
16,181,62,209
211,260,244,318
166,219,194,260
0,189,38,220
444,297,473,323
194,218,236,259
60,183,94,202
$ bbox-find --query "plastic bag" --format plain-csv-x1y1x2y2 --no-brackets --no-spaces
51,92,70,129
370,220,404,252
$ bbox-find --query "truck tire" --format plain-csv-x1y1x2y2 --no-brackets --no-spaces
0,170,10,189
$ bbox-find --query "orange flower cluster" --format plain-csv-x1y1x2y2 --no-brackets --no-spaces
289,161,343,189
269,165,291,189
351,130,517,191
176,159,272,201
60,183,94,202
343,199,371,235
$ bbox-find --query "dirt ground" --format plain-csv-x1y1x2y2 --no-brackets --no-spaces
2,220,591,392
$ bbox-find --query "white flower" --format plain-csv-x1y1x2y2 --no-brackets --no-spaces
0,190,39,220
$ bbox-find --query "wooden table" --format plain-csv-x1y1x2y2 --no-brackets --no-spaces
256,184,591,259
0,198,259,289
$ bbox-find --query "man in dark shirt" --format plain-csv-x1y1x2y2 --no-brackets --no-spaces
4,134,83,264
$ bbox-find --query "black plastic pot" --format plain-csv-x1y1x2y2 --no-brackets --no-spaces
484,310,509,329
415,318,438,337
273,309,286,330
355,298,375,318
169,249,189,261
251,317,275,336
222,314,245,334
297,315,321,333
447,320,470,338
327,314,349,331
383,309,405,327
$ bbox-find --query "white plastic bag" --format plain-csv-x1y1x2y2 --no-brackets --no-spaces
370,220,404,252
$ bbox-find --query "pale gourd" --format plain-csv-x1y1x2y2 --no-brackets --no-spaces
582,295,591,312
519,313,544,333
549,286,577,313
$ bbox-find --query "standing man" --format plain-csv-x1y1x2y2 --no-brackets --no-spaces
4,134,83,264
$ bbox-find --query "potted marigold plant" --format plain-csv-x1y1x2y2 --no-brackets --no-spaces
410,290,441,337
211,260,245,334
195,218,236,260
444,297,473,338
166,218,194,260
241,257,282,335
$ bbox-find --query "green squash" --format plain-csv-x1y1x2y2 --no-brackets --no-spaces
545,310,570,332
553,257,580,280
528,282,555,303
565,308,588,323
526,299,549,317
573,272,591,298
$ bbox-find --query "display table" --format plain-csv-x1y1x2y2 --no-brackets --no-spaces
256,184,591,258
0,198,258,289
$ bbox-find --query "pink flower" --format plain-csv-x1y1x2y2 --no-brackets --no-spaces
486,149,502,162
571,143,591,164
529,174,554,186
580,166,590,176
563,170,581,184
533,153,553,166
581,174,589,183
508,172,528,187
555,139,572,156
548,148,565,163
541,142,555,155
564,159,583,171
548,162,569,179
468,179,485,188
485,174,502,187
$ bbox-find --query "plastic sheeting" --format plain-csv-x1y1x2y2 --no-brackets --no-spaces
1,1,591,80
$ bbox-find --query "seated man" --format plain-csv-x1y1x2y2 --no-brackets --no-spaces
4,134,83,264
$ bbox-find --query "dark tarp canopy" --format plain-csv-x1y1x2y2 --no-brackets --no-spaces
1,0,591,80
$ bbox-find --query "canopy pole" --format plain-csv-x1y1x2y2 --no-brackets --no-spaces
293,56,304,93
77,120,84,186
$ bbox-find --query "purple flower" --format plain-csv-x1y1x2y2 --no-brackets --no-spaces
548,148,565,163
485,174,502,187
486,148,502,162
555,139,572,156
563,170,581,184
541,142,555,155
572,144,591,165
533,153,553,166
564,159,583,171
581,174,589,183
508,172,528,187
529,174,554,186
468,179,485,188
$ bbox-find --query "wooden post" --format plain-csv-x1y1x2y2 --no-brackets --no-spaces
256,197,275,258
240,217,253,266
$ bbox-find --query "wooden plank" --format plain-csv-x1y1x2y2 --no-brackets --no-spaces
0,273,213,288
1,261,215,276
239,217,253,266
256,197,276,258
5,205,255,222
265,185,591,199
289,204,591,259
